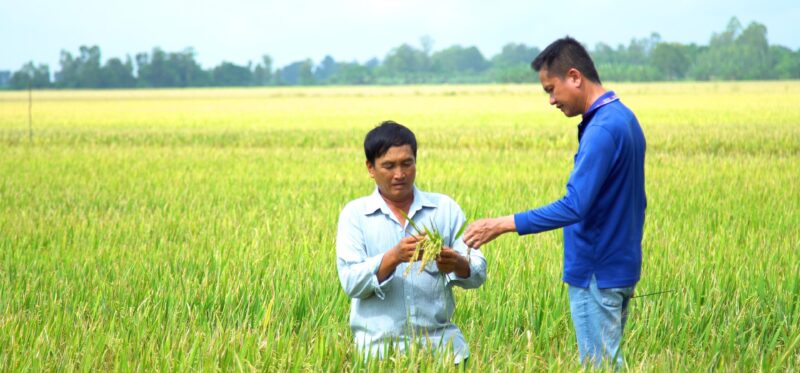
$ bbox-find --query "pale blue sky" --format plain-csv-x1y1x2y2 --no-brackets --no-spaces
1,0,798,71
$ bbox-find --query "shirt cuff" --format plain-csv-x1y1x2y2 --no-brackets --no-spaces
445,261,474,283
514,212,534,235
368,253,393,300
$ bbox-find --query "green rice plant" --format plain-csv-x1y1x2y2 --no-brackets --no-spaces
0,82,798,370
400,210,467,277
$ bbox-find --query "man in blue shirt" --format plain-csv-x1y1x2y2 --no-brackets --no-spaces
336,121,487,364
462,37,646,367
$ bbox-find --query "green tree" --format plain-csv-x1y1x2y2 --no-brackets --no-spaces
253,55,273,85
689,17,771,80
314,55,338,83
279,60,310,85
735,21,770,79
136,48,176,87
650,42,689,80
100,57,136,88
10,62,51,89
594,34,662,81
56,51,79,87
329,62,373,85
211,62,253,86
770,46,800,79
299,59,315,85
592,42,620,65
380,44,431,83
489,43,540,83
170,48,209,87
431,45,489,74
491,43,540,67
55,45,102,88
272,68,284,86
135,48,209,87
77,46,103,87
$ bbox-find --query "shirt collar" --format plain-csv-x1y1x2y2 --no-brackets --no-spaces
584,91,618,119
363,185,436,218
578,91,618,140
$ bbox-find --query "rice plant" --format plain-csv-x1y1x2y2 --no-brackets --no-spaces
400,210,467,277
0,82,798,371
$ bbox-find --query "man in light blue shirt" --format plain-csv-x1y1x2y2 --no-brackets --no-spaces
336,121,486,364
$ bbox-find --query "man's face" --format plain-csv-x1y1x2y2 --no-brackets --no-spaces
367,144,416,202
539,67,583,117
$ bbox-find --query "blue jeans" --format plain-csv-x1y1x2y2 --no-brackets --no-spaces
568,275,635,368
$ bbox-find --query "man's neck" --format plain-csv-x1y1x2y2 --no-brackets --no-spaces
380,191,413,213
582,83,607,115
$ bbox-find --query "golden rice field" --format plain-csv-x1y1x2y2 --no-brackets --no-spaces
1,82,799,371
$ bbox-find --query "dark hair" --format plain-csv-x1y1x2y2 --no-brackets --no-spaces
364,120,417,164
531,37,601,84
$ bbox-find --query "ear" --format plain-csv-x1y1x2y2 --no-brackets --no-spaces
566,68,582,88
366,160,376,179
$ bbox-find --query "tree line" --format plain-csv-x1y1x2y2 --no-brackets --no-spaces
4,17,799,90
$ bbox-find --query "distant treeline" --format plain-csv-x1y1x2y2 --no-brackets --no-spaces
3,17,799,89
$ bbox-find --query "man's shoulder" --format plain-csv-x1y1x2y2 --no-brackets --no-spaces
418,190,463,213
339,195,375,217
593,100,636,126
588,101,638,137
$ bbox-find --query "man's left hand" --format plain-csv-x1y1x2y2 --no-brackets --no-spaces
436,247,470,278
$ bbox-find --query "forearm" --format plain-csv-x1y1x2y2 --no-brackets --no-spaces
337,253,389,299
377,251,400,282
448,253,487,289
454,256,470,278
514,198,581,235
495,215,517,235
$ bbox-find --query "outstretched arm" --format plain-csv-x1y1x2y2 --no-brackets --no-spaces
462,215,516,249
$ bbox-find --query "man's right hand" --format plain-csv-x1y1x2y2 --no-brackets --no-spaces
462,215,516,249
390,235,425,265
378,235,424,282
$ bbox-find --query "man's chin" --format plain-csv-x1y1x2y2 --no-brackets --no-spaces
384,187,412,201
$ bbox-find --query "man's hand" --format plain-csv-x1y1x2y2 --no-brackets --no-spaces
462,216,517,249
390,235,425,264
377,235,424,282
436,247,470,278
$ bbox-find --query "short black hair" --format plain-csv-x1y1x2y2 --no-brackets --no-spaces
531,37,601,84
364,120,417,164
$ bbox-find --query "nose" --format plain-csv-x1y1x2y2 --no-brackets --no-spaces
549,94,556,106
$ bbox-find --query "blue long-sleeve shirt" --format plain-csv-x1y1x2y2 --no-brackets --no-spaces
514,91,646,289
336,186,487,363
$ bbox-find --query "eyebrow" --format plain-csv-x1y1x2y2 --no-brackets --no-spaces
381,158,414,166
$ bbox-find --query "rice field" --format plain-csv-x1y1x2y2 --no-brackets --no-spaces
1,82,799,371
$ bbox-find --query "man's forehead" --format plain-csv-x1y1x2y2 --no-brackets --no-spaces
378,145,415,162
539,68,559,83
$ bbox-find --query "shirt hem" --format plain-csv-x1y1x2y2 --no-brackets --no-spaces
563,274,639,289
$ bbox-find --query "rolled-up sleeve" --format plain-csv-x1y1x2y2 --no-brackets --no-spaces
445,204,487,289
336,206,393,299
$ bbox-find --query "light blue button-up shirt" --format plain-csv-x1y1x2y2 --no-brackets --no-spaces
336,186,487,363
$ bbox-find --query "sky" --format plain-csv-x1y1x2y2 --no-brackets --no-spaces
1,0,798,71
